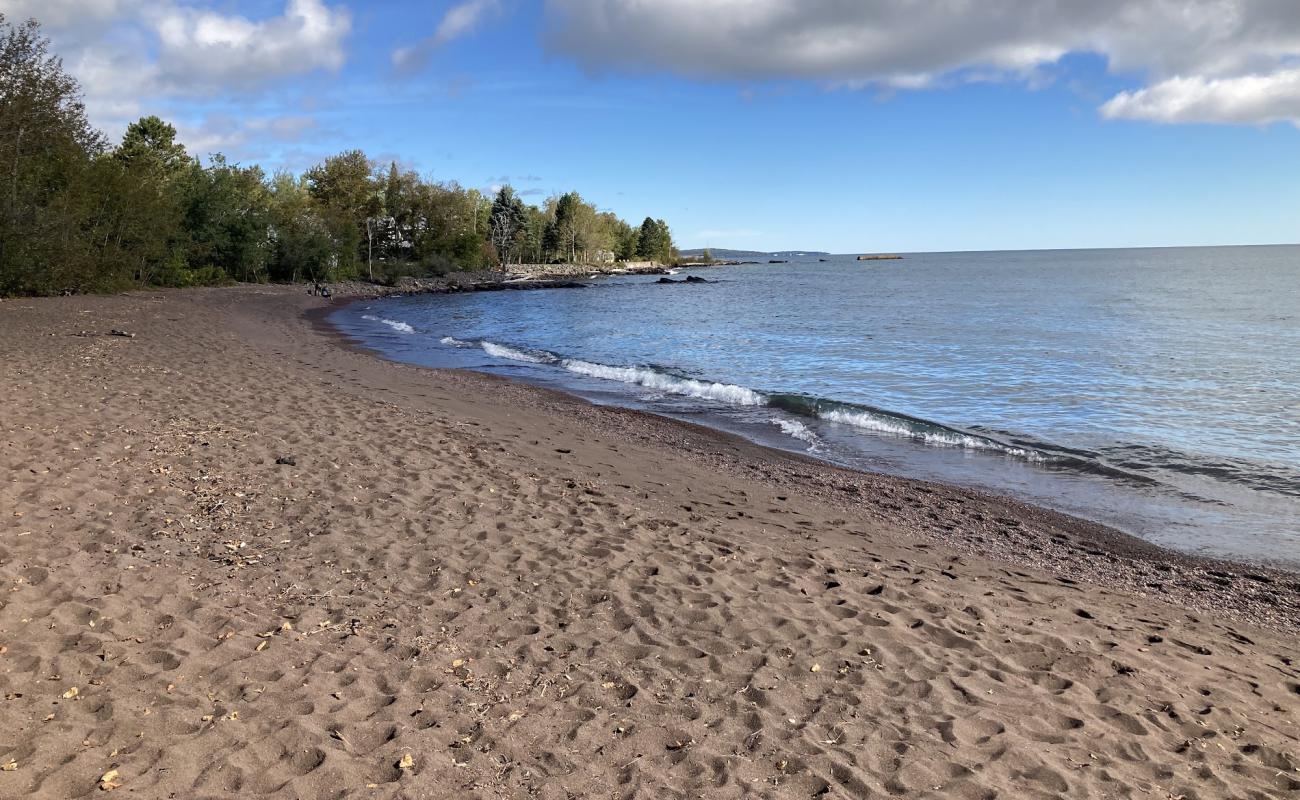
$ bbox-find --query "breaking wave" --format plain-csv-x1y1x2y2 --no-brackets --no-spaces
451,335,1051,463
481,342,555,364
771,418,820,447
362,315,415,334
559,359,767,405
766,394,1045,461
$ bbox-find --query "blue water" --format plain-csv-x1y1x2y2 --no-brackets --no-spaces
331,246,1300,567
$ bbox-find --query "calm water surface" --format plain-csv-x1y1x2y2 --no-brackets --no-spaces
331,246,1300,567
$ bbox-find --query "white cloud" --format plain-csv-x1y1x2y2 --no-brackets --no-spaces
149,0,350,92
1101,69,1300,127
9,0,350,134
393,0,498,73
542,0,1300,126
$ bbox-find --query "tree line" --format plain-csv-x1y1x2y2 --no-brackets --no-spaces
0,15,677,296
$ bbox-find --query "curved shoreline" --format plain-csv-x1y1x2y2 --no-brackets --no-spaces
3,284,1297,799
313,290,1300,630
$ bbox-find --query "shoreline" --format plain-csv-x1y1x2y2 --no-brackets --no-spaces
320,262,689,300
329,269,1300,574
2,285,1296,798
314,293,1300,628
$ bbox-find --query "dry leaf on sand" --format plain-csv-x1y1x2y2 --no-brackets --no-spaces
99,769,122,791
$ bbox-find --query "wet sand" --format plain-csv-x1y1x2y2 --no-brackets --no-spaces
1,285,1296,799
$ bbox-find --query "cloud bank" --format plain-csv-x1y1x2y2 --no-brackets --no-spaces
543,0,1300,126
16,1,1300,134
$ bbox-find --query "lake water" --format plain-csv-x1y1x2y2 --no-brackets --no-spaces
330,246,1300,567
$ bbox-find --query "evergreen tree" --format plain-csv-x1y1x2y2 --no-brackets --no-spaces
547,191,583,262
116,116,191,180
635,217,674,263
488,186,526,266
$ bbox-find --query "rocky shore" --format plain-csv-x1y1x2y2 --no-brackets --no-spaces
324,262,676,300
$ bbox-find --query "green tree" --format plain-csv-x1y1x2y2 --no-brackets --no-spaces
115,116,191,181
268,171,343,283
614,220,639,261
545,191,584,262
635,217,674,263
0,14,108,294
488,185,526,266
178,155,273,283
305,150,379,278
105,117,194,284
0,16,681,295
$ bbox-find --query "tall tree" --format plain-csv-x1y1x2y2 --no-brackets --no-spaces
488,186,526,266
115,116,190,180
546,191,584,262
0,14,107,294
635,217,674,263
305,150,378,278
268,171,342,284
178,155,273,282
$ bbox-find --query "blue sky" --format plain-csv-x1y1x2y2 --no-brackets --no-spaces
10,0,1300,252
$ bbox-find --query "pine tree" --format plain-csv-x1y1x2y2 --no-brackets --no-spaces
116,116,191,180
489,186,526,266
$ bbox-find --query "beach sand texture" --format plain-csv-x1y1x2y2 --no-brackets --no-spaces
1,287,1297,799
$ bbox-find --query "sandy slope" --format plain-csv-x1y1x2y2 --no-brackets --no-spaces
0,286,1296,800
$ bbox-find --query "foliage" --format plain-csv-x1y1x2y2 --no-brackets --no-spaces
116,116,190,180
0,16,677,296
488,186,527,266
636,217,674,263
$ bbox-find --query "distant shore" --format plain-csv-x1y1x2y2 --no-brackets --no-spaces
1,285,1296,798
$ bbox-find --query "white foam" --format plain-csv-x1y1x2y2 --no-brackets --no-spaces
481,341,553,364
771,418,820,446
440,336,473,347
820,408,916,438
561,359,768,406
362,315,414,334
820,408,1041,460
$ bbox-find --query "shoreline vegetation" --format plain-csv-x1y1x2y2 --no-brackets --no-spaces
1,285,1296,798
0,15,684,299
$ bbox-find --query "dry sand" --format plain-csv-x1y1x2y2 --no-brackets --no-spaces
0,285,1297,799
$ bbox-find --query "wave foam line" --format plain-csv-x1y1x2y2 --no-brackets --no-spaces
771,418,820,447
448,338,1044,463
819,407,1043,460
362,315,415,334
480,341,557,364
767,394,1044,461
560,359,768,405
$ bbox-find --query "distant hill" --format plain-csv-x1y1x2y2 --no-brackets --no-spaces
679,248,830,259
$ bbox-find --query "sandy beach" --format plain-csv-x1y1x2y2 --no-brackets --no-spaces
1,285,1297,799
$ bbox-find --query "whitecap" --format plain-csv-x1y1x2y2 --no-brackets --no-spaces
362,315,415,334
560,359,767,406
481,341,554,364
771,418,820,447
